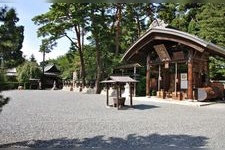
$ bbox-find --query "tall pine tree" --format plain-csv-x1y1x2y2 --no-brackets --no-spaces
0,6,24,69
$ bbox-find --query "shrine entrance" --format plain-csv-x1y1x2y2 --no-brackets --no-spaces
149,60,208,100
122,21,225,100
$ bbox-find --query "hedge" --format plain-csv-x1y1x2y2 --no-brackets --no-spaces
0,82,29,90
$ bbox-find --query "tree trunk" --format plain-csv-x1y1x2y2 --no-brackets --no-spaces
41,50,45,89
115,3,121,55
78,47,86,88
136,15,141,37
42,50,45,74
90,8,102,94
74,26,86,88
95,36,102,94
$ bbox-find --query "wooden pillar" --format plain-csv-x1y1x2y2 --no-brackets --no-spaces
205,60,210,85
119,84,122,97
188,60,194,99
106,84,109,106
158,65,161,91
175,62,178,96
146,54,151,97
129,83,133,107
133,66,137,97
163,68,168,99
116,83,119,109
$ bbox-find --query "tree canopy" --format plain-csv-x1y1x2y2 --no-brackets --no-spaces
0,6,25,69
32,3,225,89
0,6,24,112
16,61,41,83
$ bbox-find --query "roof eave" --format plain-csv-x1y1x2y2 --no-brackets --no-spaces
122,27,225,62
207,43,225,57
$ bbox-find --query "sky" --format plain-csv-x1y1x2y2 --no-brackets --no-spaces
0,1,71,64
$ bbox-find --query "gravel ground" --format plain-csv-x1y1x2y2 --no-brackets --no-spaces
0,90,225,148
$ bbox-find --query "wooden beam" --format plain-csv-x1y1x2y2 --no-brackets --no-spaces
205,61,210,85
119,84,122,97
154,35,205,52
129,83,133,107
116,83,119,110
163,68,168,99
126,40,153,61
187,50,194,100
188,60,194,99
146,54,151,97
175,62,178,96
158,65,161,91
106,84,109,106
133,66,137,97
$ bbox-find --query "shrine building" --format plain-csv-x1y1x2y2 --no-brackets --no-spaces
121,20,225,100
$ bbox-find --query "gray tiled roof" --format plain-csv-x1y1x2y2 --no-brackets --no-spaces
101,76,138,83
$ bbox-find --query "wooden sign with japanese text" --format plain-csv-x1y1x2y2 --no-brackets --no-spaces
154,44,171,62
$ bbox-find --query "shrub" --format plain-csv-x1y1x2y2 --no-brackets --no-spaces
0,70,10,113
1,82,21,90
136,76,146,96
17,61,41,83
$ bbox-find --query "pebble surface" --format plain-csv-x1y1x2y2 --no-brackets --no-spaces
0,90,225,148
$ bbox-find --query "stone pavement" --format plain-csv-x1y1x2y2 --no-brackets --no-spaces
134,96,225,107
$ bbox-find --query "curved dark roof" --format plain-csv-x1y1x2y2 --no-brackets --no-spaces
122,27,225,62
44,64,60,73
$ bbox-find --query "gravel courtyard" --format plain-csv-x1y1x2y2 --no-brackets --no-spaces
0,90,225,148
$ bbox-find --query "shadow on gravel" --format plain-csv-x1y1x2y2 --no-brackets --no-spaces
0,133,208,148
132,104,159,110
106,104,159,110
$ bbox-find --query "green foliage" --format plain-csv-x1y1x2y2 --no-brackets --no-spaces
195,4,225,47
0,70,6,88
136,76,146,96
0,6,25,69
16,61,41,83
120,3,156,53
188,19,198,35
136,68,146,96
1,82,21,90
30,54,37,63
158,3,225,80
157,3,203,32
32,3,90,85
209,56,225,80
0,93,9,113
102,52,122,77
34,3,225,87
194,4,225,79
0,70,9,113
39,38,56,53
157,3,178,24
83,45,97,80
33,4,157,84
48,54,75,80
